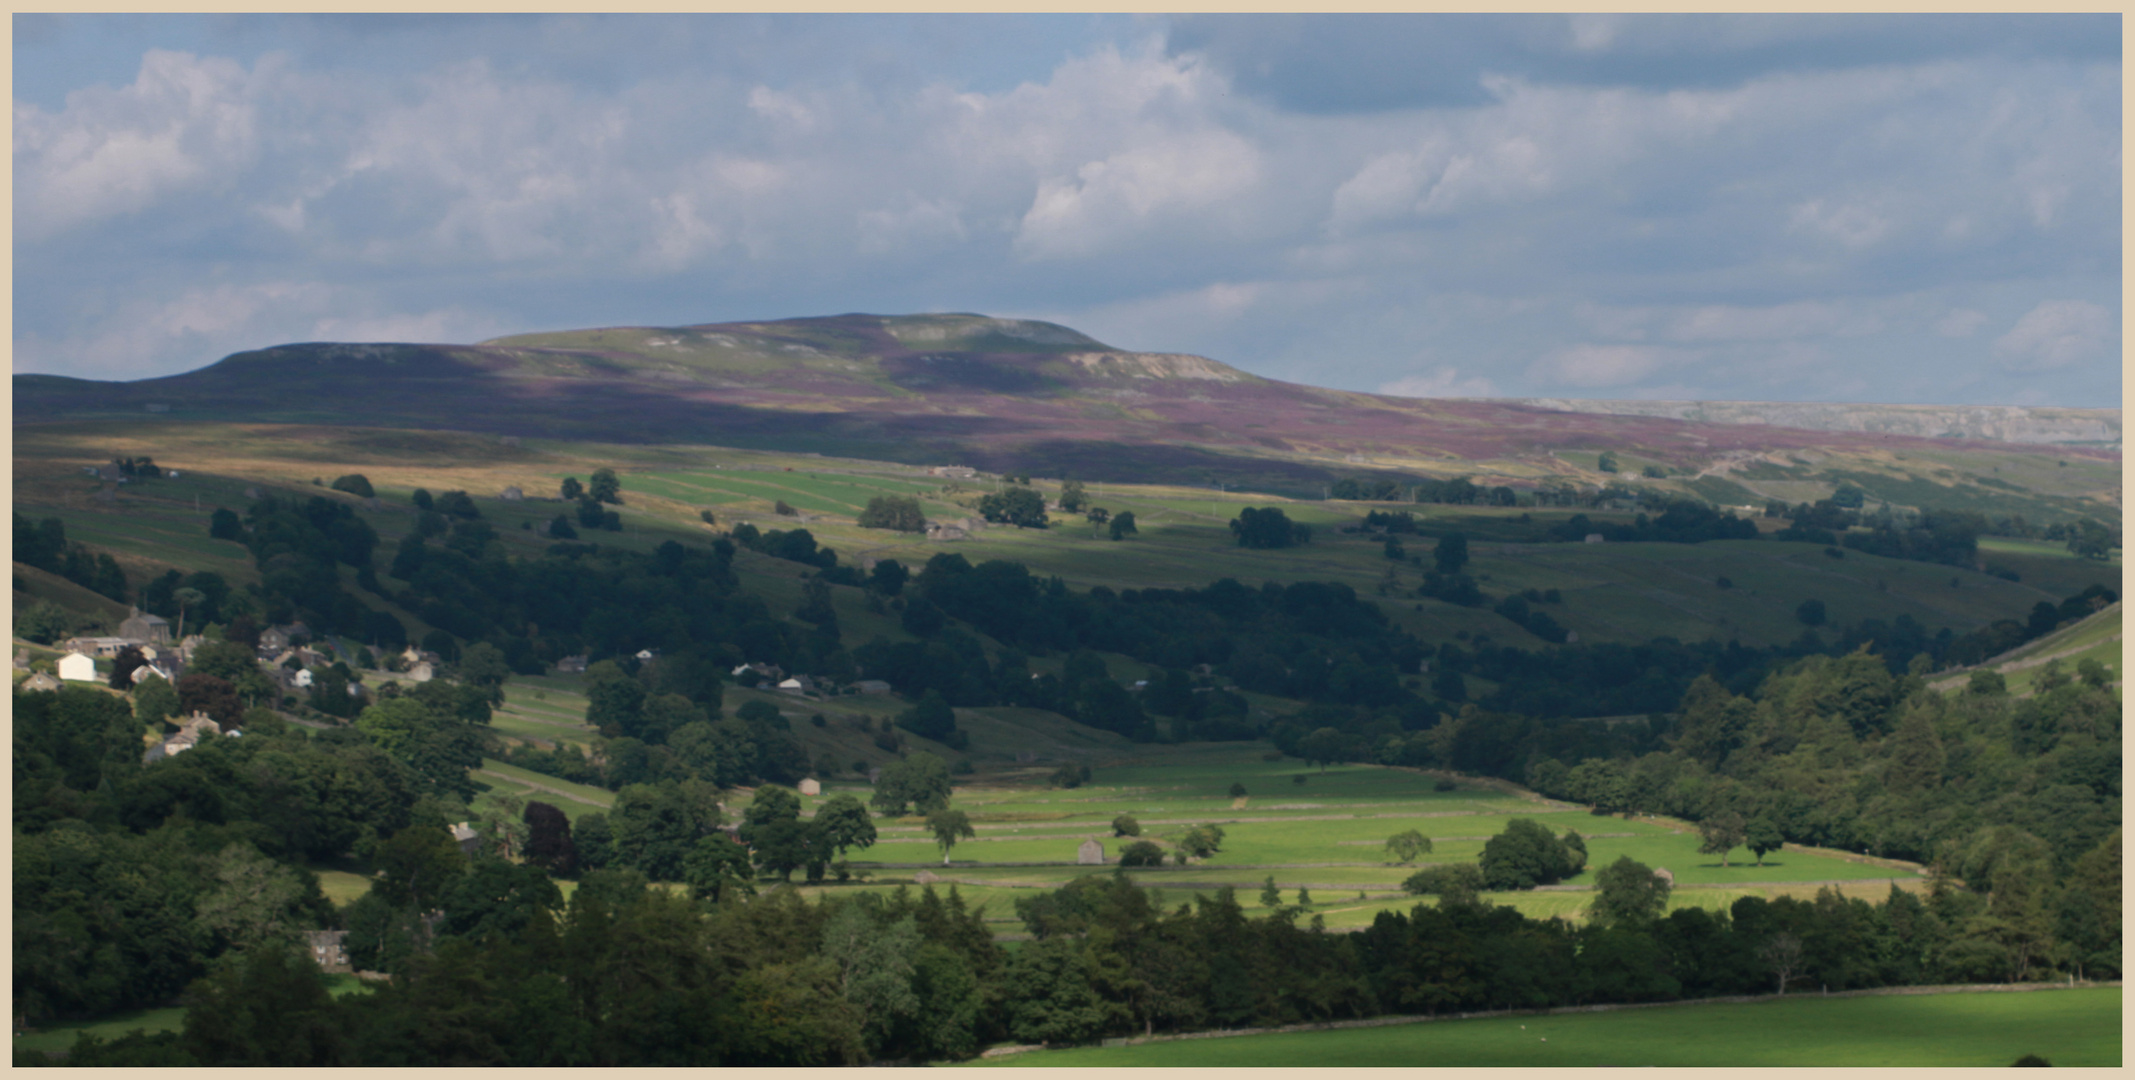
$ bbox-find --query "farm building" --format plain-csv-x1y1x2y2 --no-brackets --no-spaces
798,779,821,796
117,608,172,644
131,663,176,686
1078,839,1105,865
777,675,816,695
407,662,435,683
926,523,968,541
20,672,62,692
57,652,97,682
555,655,589,674
303,930,351,973
61,636,134,658
928,465,977,478
853,679,892,694
449,822,482,855
500,486,524,501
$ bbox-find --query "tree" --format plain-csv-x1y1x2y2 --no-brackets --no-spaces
1118,841,1165,867
1401,864,1483,906
814,793,879,857
548,515,578,540
868,558,909,596
1795,599,1827,627
330,474,375,498
1590,855,1671,927
110,645,147,690
1259,876,1282,908
976,486,1047,528
133,672,180,724
1228,783,1247,799
1108,510,1137,541
560,477,584,501
457,641,512,700
1597,452,1620,473
895,689,959,743
1758,931,1803,994
1298,726,1349,772
178,673,244,726
1230,507,1307,549
1698,812,1746,868
1434,532,1469,575
522,801,577,876
194,843,310,953
872,751,953,816
589,468,623,504
1112,814,1141,838
927,808,975,865
1058,479,1088,513
858,496,927,532
1745,817,1784,867
1385,829,1433,865
1177,823,1226,859
210,507,246,541
683,834,756,902
1479,818,1582,890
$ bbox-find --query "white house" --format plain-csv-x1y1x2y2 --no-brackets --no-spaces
408,662,435,683
292,669,316,689
798,778,822,796
58,652,98,682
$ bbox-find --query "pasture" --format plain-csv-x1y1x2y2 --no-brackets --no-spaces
797,745,1923,931
971,986,2121,1067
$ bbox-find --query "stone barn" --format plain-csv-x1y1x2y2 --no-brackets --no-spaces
798,778,822,796
1078,839,1105,865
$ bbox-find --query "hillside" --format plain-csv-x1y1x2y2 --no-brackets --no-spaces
14,313,2119,517
1512,399,2121,450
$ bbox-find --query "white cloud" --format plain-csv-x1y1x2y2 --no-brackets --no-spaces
1993,300,2113,371
1528,343,1692,389
1788,199,1891,249
13,49,262,240
1377,367,1499,398
1935,308,1988,338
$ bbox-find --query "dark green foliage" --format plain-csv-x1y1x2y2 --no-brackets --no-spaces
1118,840,1165,866
858,495,926,532
1478,818,1585,890
330,474,375,498
1591,856,1671,926
1230,506,1308,548
870,751,952,816
1108,510,1137,540
589,467,623,504
976,486,1047,528
895,688,959,742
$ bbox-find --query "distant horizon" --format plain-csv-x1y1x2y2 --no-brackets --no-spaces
16,308,2121,419
16,14,2119,407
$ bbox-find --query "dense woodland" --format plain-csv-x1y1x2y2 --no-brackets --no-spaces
10,474,2122,1065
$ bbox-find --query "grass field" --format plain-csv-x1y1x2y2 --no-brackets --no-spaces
13,974,376,1055
800,746,1922,930
970,986,2121,1067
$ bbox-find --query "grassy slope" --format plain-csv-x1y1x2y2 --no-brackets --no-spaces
972,986,2121,1067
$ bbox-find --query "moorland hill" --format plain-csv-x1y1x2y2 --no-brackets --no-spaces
15,313,2119,510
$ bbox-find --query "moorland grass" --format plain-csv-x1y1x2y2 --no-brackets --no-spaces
972,986,2121,1068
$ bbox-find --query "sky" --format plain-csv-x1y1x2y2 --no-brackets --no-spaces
12,13,2122,407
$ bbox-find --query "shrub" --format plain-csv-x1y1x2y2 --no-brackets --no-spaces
1112,814,1141,838
330,474,375,498
857,495,926,532
1118,841,1166,867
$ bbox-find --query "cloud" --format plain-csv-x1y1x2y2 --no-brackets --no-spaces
1377,367,1499,399
1993,300,2113,371
1528,344,1694,389
9,16,2121,410
13,49,263,240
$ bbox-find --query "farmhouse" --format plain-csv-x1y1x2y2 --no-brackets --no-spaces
144,713,224,764
61,636,134,658
57,652,98,682
131,662,176,686
20,672,62,692
407,662,435,683
449,822,482,856
117,607,172,644
555,655,589,674
303,930,351,973
777,675,816,696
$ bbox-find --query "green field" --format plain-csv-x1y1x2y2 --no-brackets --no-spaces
803,746,1921,929
971,986,2120,1067
14,974,377,1056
